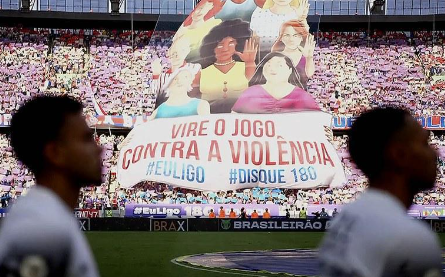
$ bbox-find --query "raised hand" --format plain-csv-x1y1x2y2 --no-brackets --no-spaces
119,133,134,150
298,0,309,19
298,34,316,58
234,38,259,64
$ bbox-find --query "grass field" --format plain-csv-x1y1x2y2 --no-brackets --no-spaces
86,232,445,277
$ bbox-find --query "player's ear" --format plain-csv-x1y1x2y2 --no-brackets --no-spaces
43,141,65,168
386,142,409,171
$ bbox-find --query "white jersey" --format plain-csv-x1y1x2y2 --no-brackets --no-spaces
319,188,442,277
0,186,99,277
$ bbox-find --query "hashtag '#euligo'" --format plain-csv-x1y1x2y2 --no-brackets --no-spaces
229,169,237,184
146,162,155,175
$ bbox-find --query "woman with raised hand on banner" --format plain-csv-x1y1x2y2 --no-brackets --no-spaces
199,19,258,113
151,36,202,108
249,0,309,55
271,19,315,90
174,0,224,62
150,68,210,119
232,52,319,113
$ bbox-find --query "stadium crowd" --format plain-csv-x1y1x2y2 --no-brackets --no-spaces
2,27,445,209
311,31,445,117
1,28,445,117
2,131,445,209
0,27,176,117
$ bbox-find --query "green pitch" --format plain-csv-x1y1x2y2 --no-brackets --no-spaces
86,232,445,277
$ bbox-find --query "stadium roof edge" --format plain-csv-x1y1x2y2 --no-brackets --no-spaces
0,10,444,31
309,14,445,31
0,10,187,30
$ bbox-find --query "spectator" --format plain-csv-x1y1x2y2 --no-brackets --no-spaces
208,209,216,218
263,208,271,219
332,208,339,217
229,208,237,218
312,210,321,219
320,208,329,219
299,207,307,219
218,206,225,218
251,209,259,218
239,207,247,219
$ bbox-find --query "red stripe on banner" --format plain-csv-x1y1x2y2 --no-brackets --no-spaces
98,104,106,116
113,117,124,124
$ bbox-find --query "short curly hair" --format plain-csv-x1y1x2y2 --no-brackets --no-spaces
10,96,83,175
348,107,410,182
199,19,253,69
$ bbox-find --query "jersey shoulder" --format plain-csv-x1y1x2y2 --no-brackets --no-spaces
0,217,73,277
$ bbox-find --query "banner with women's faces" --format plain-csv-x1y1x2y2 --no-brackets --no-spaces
151,0,316,115
127,0,346,190
117,111,346,190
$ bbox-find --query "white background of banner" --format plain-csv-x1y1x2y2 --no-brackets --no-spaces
117,111,346,190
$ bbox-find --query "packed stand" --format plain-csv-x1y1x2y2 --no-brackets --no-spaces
414,133,445,205
0,27,176,117
0,134,34,208
2,132,445,208
0,28,48,115
309,30,445,117
88,30,167,116
3,28,445,208
74,134,445,209
2,28,445,118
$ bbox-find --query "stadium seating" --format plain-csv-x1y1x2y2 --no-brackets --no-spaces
1,27,445,117
2,27,445,208
4,131,445,208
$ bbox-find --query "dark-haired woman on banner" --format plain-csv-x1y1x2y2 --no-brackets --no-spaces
232,52,319,114
199,19,258,113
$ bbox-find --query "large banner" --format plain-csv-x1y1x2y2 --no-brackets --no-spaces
87,115,445,130
117,112,345,190
116,0,350,190
125,204,279,218
3,114,445,130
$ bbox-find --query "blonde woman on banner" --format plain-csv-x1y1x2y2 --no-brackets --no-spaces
272,19,315,90
249,0,309,55
151,36,201,108
150,68,210,119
